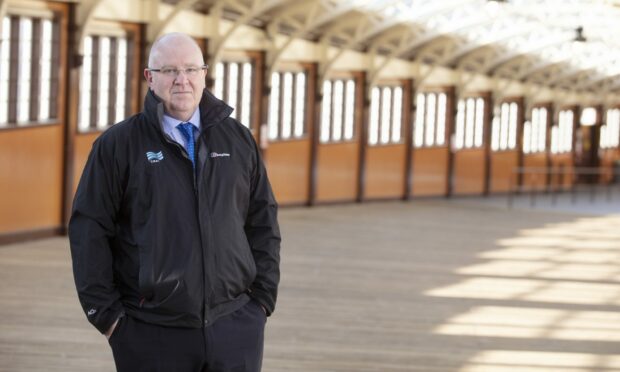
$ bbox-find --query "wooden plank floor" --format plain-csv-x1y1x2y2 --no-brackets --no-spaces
1,198,620,371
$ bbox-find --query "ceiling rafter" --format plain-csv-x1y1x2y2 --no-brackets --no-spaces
578,73,620,92
357,17,407,46
73,0,105,57
515,59,568,82
265,0,323,68
406,0,479,23
314,9,370,43
210,0,300,64
444,20,541,69
368,28,421,87
523,63,568,84
412,36,458,63
546,69,600,89
162,0,620,99
391,10,504,62
484,33,572,75
148,0,203,42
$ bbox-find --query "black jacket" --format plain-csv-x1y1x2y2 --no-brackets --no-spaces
69,89,281,334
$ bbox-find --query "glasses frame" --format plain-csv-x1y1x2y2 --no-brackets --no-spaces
147,64,209,77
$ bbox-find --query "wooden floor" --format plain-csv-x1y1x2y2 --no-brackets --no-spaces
1,197,620,371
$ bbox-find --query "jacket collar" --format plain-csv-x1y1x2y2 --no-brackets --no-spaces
143,89,234,132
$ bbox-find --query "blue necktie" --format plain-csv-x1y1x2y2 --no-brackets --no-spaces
177,122,196,172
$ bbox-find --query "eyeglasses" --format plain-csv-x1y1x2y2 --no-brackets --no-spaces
147,65,208,77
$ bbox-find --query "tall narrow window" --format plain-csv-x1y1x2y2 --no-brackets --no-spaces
551,109,574,154
78,33,134,132
455,97,485,150
320,81,332,143
17,18,33,124
368,85,403,146
115,38,127,123
343,80,355,140
0,14,60,127
332,81,344,141
97,37,110,129
213,61,254,128
38,19,53,121
241,63,252,126
268,73,279,140
425,93,436,146
413,91,447,148
523,107,547,154
267,69,307,141
78,37,92,132
281,72,293,139
436,93,446,146
600,108,620,149
491,101,520,151
0,17,11,125
392,87,402,143
414,93,425,147
369,87,380,145
227,63,238,117
474,98,484,147
320,78,356,143
214,63,224,99
294,72,305,138
509,102,518,149
380,87,392,144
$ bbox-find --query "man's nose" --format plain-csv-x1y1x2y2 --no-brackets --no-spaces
174,71,190,84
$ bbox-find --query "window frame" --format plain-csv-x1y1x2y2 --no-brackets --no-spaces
413,88,451,148
491,98,523,152
77,22,140,134
550,108,576,154
212,51,262,132
455,95,487,150
522,104,550,154
368,82,405,146
267,66,311,142
0,3,67,130
319,72,361,144
600,107,620,149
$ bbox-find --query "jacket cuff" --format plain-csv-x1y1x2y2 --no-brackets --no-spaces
248,288,275,316
92,309,125,335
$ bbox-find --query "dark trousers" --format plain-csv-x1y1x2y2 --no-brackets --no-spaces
108,300,266,372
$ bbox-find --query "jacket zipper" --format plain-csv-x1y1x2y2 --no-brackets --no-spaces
194,137,208,327
195,132,217,327
162,133,208,327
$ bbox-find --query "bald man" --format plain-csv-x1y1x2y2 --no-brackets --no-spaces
69,33,281,372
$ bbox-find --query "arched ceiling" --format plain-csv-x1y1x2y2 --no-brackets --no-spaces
163,0,620,94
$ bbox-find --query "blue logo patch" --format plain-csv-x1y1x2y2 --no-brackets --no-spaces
146,151,164,163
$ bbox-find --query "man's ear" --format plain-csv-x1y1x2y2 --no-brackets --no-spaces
143,69,152,84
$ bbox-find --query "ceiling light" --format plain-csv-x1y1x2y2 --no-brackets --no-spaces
574,26,586,43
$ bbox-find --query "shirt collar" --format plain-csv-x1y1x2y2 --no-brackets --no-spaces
162,108,201,133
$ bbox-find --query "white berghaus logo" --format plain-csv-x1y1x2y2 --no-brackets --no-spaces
87,308,97,316
210,152,230,158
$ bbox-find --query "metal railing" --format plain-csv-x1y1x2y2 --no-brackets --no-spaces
508,166,616,207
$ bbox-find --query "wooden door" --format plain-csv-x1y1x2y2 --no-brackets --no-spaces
262,64,315,205
411,88,453,197
451,95,490,195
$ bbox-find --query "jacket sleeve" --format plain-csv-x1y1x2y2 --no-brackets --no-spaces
68,134,125,334
245,138,281,316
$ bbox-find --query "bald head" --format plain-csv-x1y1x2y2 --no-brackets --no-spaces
148,33,204,68
144,32,207,121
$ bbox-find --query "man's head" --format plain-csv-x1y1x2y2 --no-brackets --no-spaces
144,33,206,121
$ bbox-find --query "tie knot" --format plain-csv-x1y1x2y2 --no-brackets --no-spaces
177,122,195,142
